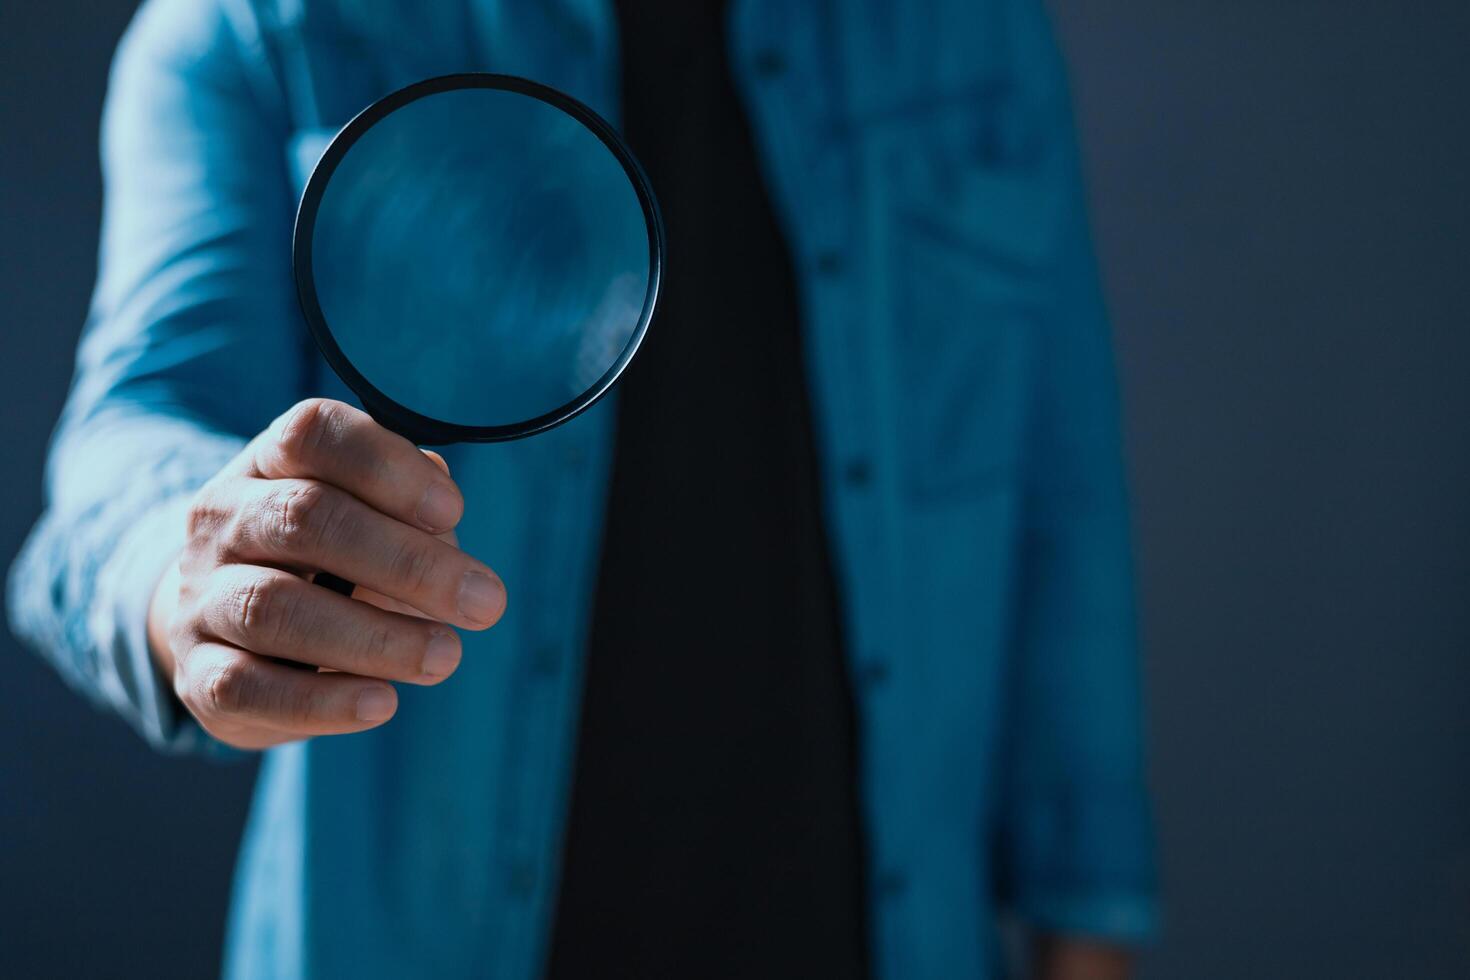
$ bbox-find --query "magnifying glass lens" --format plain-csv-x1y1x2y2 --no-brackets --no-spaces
298,76,661,442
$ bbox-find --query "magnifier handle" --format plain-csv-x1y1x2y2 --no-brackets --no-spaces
269,572,358,671
314,572,357,597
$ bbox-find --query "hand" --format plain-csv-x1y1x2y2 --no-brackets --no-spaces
1033,935,1134,980
148,398,507,749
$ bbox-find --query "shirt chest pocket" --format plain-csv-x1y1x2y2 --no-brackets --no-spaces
874,95,1064,504
886,219,1038,504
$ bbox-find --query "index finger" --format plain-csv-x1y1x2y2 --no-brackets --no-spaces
242,398,463,533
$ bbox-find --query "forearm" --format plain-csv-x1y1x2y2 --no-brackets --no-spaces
8,0,317,751
8,405,244,751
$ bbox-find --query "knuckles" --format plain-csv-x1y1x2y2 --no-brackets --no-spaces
265,481,340,554
215,480,350,561
174,647,327,737
228,573,300,645
185,475,349,563
273,398,348,468
184,481,233,545
188,654,315,726
178,656,254,720
385,536,440,594
361,623,395,669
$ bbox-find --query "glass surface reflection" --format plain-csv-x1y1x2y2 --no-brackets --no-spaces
309,85,652,430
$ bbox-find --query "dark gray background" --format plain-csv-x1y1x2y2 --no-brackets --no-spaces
3,2,1466,977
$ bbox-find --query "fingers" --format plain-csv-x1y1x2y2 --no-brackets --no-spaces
176,642,399,746
197,566,462,684
196,476,506,630
243,398,464,534
166,403,505,750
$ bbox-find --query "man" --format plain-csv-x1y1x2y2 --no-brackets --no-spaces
9,0,1155,977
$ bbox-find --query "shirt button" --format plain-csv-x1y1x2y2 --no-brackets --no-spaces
856,660,890,689
875,869,908,898
843,458,873,488
752,49,787,79
529,643,562,677
508,861,537,898
814,251,846,277
561,443,588,470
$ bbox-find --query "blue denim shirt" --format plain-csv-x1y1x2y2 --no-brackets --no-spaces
8,0,1156,976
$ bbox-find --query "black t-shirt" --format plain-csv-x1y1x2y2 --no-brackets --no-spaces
545,2,869,978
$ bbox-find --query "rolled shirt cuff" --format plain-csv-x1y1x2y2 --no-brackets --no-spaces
88,493,206,752
1000,783,1159,943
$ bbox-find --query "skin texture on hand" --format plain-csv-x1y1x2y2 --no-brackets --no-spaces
146,398,507,749
1033,936,1135,980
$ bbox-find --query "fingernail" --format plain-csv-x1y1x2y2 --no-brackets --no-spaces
416,483,461,531
422,631,461,678
458,571,505,626
356,687,396,722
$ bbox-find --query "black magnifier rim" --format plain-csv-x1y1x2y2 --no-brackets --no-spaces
293,72,664,446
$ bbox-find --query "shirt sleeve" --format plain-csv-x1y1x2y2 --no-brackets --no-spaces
991,13,1160,945
6,0,307,753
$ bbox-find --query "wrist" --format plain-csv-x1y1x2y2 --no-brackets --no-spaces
1032,935,1134,980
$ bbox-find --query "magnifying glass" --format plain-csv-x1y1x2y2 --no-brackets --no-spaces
293,73,664,598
